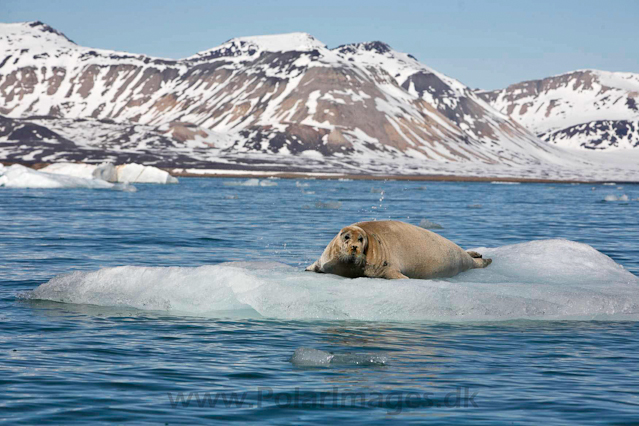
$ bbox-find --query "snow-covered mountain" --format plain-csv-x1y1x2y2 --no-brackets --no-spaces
479,70,639,150
0,21,636,180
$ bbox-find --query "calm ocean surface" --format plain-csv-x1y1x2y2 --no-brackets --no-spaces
1,178,639,424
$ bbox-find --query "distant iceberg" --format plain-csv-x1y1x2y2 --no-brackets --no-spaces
0,164,134,191
40,162,178,184
115,163,178,184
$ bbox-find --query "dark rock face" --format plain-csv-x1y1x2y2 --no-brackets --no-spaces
335,41,392,55
28,21,76,44
541,120,639,150
402,71,453,98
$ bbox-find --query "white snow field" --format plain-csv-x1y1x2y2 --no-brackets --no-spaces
25,240,639,321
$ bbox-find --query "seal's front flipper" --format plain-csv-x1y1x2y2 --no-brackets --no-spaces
383,269,409,280
467,251,483,258
472,257,492,268
305,261,320,272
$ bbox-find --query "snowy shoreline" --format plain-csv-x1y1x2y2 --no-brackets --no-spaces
171,169,638,184
2,161,637,184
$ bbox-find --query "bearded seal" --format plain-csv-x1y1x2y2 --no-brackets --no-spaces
305,220,491,279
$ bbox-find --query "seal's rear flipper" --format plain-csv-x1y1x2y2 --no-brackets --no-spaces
472,257,492,268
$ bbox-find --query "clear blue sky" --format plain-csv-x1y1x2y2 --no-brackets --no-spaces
3,0,638,90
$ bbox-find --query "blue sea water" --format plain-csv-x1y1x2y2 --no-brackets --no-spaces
1,178,639,424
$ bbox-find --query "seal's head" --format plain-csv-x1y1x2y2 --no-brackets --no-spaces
336,225,368,265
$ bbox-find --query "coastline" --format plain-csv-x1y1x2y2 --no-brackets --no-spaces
170,169,632,184
3,161,635,184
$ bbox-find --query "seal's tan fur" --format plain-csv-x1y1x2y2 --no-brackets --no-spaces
306,220,491,279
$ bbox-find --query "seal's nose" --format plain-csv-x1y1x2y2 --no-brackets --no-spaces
351,245,358,251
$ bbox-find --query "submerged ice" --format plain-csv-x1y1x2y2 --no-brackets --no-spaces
290,348,388,367
223,179,278,187
24,240,639,322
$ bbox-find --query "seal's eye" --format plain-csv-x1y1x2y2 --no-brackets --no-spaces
358,237,363,242
344,235,350,240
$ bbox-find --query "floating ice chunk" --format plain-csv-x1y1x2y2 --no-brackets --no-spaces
0,165,135,191
223,179,278,187
290,348,388,367
224,179,257,186
491,181,520,185
40,162,175,184
116,163,178,184
604,194,629,202
603,183,616,186
92,163,117,182
313,201,341,209
295,181,310,187
40,162,99,180
419,219,443,229
23,240,639,322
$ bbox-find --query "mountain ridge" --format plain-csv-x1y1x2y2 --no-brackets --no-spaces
1,21,637,180
478,69,639,150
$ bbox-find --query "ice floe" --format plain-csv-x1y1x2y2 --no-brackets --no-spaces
23,240,639,322
40,162,178,184
115,163,178,184
604,194,629,202
0,164,134,191
223,179,278,187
